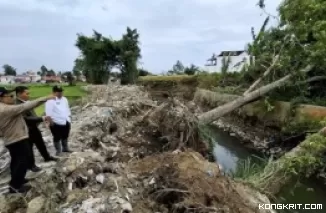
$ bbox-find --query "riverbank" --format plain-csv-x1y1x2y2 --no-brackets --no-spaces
210,126,326,213
139,77,281,154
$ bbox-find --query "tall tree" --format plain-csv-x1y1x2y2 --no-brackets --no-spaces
40,65,48,76
168,60,185,75
75,27,141,85
119,27,141,85
138,68,151,76
46,69,56,76
184,64,200,75
2,64,16,76
63,71,74,86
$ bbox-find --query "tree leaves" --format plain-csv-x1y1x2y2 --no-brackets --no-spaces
75,27,141,84
2,64,16,76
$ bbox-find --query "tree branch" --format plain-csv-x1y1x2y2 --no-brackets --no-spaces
243,55,280,96
198,65,313,124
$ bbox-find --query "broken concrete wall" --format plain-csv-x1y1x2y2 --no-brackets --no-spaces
194,88,326,125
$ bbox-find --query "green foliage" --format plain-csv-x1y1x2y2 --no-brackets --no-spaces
2,64,16,76
196,73,220,89
263,97,275,112
40,65,48,76
236,0,326,106
279,0,326,67
75,27,141,85
138,68,152,76
282,133,326,176
167,60,200,76
198,125,216,155
230,156,268,180
63,71,74,86
221,56,231,76
184,64,200,75
72,59,83,78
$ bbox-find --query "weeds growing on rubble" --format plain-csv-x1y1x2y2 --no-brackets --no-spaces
198,125,215,155
230,156,268,180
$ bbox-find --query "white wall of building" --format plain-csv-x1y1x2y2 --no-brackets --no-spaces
0,76,15,84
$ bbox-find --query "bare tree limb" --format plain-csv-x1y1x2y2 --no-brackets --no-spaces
243,55,280,96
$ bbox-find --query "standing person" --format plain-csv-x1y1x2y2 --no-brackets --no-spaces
45,85,72,156
15,86,58,173
0,87,54,193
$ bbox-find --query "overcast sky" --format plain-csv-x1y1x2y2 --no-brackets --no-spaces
0,0,282,74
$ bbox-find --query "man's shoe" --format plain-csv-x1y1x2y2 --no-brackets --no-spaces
62,149,72,153
30,166,42,173
45,156,58,162
23,179,29,185
9,184,31,194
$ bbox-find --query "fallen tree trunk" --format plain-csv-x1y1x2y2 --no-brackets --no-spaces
246,131,326,196
198,65,312,125
196,64,326,198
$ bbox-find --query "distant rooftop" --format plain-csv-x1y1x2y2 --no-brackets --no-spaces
217,50,245,57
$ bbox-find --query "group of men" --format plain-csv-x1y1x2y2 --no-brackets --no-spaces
0,85,72,194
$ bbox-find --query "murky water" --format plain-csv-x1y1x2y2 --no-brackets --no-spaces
210,126,326,213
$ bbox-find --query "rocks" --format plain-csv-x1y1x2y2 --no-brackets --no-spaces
95,174,105,184
79,197,106,212
213,119,273,153
121,201,132,212
27,196,45,213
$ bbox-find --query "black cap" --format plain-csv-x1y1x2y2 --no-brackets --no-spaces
0,87,13,97
52,85,63,92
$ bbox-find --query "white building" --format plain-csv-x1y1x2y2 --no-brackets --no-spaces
204,50,252,73
0,75,15,84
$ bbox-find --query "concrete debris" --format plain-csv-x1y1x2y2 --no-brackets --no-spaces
27,196,46,213
0,85,275,213
95,174,105,184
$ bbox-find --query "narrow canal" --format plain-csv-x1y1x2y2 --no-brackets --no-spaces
210,126,326,213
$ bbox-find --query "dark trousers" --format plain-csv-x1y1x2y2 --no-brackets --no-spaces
50,122,71,153
28,128,51,169
6,139,29,190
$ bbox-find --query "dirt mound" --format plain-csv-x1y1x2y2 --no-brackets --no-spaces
129,150,265,213
138,98,208,156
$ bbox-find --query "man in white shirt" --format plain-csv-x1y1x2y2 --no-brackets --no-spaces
45,86,72,156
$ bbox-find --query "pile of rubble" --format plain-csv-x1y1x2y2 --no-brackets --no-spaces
0,85,274,213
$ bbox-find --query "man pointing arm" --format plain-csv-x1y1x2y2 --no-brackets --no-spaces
15,86,58,174
0,87,55,194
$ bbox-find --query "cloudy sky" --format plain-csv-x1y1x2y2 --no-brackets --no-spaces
0,0,282,74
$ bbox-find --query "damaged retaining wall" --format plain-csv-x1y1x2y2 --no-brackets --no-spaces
194,88,326,125
138,77,198,101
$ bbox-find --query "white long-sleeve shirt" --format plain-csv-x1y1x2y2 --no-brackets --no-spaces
45,97,71,125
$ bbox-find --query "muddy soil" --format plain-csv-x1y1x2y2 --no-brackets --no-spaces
0,85,273,213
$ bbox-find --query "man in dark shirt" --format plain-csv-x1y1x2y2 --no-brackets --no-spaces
15,86,57,173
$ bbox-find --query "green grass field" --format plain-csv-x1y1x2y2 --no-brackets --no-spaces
4,83,87,115
33,85,86,115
